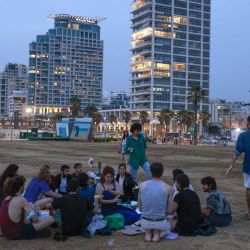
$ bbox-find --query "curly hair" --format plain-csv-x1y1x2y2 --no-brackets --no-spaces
0,164,19,191
3,175,26,197
100,165,115,184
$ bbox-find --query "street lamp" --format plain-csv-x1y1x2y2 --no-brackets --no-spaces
104,117,107,142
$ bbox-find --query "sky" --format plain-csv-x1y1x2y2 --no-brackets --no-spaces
0,0,249,102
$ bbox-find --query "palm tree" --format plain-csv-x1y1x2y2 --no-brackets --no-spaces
199,110,211,136
70,97,81,118
93,112,103,132
139,111,149,131
188,85,207,145
109,114,117,132
84,105,98,118
123,110,132,131
51,113,66,128
176,110,194,143
157,109,173,135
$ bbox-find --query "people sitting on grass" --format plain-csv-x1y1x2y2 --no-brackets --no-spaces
54,165,71,195
172,169,195,198
201,176,232,227
115,163,137,202
95,166,140,225
169,174,202,236
24,166,61,203
0,164,19,205
79,172,96,207
0,176,54,240
138,162,172,242
50,177,99,237
72,163,83,178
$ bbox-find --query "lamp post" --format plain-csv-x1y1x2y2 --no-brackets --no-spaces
104,117,107,142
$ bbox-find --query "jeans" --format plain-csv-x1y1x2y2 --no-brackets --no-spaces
203,213,232,227
130,161,151,181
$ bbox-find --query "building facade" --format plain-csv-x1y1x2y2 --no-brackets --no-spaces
0,63,28,118
130,0,211,121
28,14,104,115
210,99,250,129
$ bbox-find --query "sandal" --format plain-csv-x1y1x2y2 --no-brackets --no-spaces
53,232,68,241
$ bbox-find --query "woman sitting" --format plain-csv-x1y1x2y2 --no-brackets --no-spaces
0,164,19,205
115,163,137,202
96,166,140,225
24,165,61,203
0,176,54,240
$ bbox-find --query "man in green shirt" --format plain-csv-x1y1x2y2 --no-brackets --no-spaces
125,123,151,181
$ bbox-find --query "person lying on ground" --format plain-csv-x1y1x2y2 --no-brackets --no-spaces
169,174,202,236
0,176,54,240
138,162,172,242
201,176,232,227
24,165,61,203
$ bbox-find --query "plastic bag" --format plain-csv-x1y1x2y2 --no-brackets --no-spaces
104,213,124,230
87,214,107,237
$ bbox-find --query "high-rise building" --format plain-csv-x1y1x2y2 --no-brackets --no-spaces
28,14,104,115
130,0,210,121
0,63,28,117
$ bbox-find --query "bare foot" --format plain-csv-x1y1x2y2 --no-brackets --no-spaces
152,230,160,242
144,230,152,242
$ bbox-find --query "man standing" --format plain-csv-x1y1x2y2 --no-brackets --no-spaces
125,123,151,181
226,116,250,218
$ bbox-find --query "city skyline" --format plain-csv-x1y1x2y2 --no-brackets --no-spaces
0,0,250,102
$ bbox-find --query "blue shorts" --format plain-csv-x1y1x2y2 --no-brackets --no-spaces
20,223,37,240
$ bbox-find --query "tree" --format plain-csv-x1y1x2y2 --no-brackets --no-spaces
199,110,211,135
188,85,207,145
123,110,132,131
84,105,98,118
51,113,66,128
70,97,81,118
176,110,194,143
93,112,103,132
157,109,173,135
109,114,117,132
208,125,221,136
139,111,149,131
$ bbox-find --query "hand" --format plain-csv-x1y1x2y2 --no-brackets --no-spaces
226,164,233,176
113,198,121,204
31,212,39,223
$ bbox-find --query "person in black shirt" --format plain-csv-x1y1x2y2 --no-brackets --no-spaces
54,165,71,195
51,178,98,236
115,163,137,202
71,163,83,179
169,174,201,236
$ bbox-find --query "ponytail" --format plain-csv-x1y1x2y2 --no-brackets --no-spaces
3,176,26,197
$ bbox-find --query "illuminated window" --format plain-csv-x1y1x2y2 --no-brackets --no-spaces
154,71,171,77
173,63,186,71
132,28,153,40
174,16,188,24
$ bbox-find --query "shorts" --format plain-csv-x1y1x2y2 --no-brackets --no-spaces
243,173,250,188
20,223,37,240
141,218,171,232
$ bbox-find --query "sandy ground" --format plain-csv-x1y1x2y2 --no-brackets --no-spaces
0,141,249,250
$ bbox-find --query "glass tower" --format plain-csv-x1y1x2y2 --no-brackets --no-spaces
130,0,210,120
28,14,104,115
0,63,28,117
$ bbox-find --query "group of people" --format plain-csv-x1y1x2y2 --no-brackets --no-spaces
0,116,249,243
